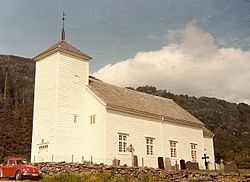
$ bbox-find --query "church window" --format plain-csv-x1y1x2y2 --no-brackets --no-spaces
170,141,177,158
191,143,197,161
90,115,96,124
146,137,154,155
73,114,78,123
118,133,128,152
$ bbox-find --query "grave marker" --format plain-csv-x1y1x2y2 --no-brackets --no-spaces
180,159,186,170
201,154,209,170
165,157,171,171
158,157,165,169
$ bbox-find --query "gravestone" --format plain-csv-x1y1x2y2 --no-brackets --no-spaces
112,159,120,166
165,157,171,171
224,161,238,173
180,159,186,170
175,163,179,170
219,159,224,170
133,155,138,167
158,157,165,169
186,161,199,170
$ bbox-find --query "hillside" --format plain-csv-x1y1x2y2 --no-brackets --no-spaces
0,54,249,168
0,55,35,161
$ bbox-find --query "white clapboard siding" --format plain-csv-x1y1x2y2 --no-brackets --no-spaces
54,53,89,162
203,136,215,170
106,110,163,168
31,53,59,163
162,121,205,168
81,89,107,164
105,109,209,169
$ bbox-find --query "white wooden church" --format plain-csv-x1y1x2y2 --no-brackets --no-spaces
31,28,215,169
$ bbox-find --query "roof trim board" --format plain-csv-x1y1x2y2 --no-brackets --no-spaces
33,40,92,61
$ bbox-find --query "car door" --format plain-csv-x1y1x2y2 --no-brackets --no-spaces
8,160,16,177
0,160,8,177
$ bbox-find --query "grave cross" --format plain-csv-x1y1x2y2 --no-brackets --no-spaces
202,154,209,170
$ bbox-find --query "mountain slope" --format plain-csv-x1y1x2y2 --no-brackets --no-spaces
0,55,35,161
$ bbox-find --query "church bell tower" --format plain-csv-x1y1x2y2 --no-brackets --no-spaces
31,14,92,162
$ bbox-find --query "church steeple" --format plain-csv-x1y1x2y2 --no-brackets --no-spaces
33,12,92,61
61,12,65,41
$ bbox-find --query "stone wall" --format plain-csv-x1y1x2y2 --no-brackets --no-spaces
35,162,250,181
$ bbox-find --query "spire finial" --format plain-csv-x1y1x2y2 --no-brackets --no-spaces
61,12,65,41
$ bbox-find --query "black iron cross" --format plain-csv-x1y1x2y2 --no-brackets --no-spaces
202,154,209,170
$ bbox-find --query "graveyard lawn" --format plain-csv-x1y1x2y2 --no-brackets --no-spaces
40,172,172,182
239,169,250,174
209,168,250,174
38,171,250,182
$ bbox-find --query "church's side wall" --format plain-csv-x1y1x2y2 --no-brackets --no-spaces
31,53,59,163
106,110,162,168
105,109,208,169
162,121,205,169
203,136,215,170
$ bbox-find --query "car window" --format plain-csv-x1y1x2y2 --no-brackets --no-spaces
9,160,15,166
16,160,26,165
2,161,7,166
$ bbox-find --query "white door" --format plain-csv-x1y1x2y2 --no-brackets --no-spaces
38,144,49,162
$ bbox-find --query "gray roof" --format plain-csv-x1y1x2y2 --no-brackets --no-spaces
88,78,205,126
33,40,92,61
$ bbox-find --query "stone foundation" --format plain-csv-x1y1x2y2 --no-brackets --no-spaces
35,162,250,181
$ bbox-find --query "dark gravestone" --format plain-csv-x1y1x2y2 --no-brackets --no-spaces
180,159,186,170
186,161,199,170
224,161,239,173
158,157,165,169
133,155,138,167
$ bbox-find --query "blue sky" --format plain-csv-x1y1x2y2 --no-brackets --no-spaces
0,0,249,71
0,0,250,103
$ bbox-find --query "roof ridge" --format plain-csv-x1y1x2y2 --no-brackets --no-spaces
33,40,92,61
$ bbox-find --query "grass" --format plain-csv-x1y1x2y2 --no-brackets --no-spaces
1,169,249,182
40,172,172,182
239,168,250,174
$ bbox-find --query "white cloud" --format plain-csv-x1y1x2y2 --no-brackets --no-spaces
93,23,250,104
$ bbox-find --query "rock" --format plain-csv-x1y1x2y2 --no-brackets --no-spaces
224,161,239,173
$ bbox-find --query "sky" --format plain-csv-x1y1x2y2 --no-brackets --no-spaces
0,0,250,104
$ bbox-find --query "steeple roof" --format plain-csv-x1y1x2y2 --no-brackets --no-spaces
33,40,92,61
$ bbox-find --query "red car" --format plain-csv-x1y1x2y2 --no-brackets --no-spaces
0,157,42,180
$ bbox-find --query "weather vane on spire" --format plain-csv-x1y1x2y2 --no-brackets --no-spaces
61,12,66,41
